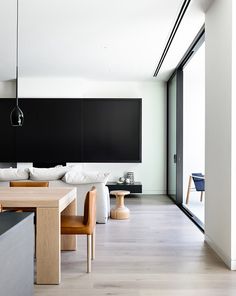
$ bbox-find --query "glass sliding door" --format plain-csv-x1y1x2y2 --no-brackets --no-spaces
167,70,183,205
182,41,205,226
167,27,205,231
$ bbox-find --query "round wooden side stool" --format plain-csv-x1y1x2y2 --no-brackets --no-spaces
110,190,130,219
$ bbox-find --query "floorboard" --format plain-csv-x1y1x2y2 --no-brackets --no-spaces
35,195,236,296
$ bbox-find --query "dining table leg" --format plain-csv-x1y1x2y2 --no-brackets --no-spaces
36,207,60,285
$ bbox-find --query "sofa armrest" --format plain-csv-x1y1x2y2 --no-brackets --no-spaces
105,185,110,217
50,180,109,223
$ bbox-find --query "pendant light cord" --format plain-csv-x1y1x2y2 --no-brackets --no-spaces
16,0,19,106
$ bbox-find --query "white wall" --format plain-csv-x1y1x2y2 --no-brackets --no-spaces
0,81,16,98
231,0,236,263
0,0,16,81
205,0,236,269
183,43,205,204
0,79,167,194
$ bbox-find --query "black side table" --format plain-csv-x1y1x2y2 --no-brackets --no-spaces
107,182,142,193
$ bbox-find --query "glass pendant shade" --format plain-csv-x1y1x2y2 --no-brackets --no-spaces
10,104,24,127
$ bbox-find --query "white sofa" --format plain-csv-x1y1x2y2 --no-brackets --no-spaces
0,168,110,224
49,180,110,223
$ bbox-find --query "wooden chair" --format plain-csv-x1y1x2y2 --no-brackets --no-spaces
61,187,96,273
186,173,205,204
10,181,49,187
6,181,49,212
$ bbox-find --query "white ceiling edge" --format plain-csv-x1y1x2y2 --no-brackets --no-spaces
17,77,165,98
18,0,184,82
0,0,215,83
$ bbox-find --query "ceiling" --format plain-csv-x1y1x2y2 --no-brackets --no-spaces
0,0,213,82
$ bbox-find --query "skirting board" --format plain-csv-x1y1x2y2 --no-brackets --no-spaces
205,234,236,270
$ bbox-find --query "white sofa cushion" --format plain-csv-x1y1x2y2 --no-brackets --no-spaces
29,166,69,181
63,170,110,185
0,168,29,181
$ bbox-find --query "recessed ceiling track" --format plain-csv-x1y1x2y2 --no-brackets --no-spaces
153,0,192,77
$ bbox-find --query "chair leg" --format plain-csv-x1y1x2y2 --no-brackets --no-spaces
92,228,95,260
87,234,92,273
186,176,192,204
200,191,204,202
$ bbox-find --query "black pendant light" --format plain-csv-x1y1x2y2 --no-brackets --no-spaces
10,0,24,127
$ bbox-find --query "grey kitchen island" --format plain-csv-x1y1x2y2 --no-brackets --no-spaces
0,211,34,296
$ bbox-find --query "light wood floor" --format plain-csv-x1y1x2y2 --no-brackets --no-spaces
35,195,236,296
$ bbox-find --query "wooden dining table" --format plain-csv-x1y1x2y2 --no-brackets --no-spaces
0,186,77,285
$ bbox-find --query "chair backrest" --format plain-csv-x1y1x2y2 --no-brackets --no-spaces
192,173,205,191
10,181,49,187
83,187,96,234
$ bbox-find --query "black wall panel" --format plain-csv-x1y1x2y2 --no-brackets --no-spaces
83,99,141,162
15,99,82,162
0,98,142,163
0,99,16,162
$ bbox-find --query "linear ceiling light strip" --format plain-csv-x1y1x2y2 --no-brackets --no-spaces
153,0,192,77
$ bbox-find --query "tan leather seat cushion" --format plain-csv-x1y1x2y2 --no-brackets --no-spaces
61,215,92,235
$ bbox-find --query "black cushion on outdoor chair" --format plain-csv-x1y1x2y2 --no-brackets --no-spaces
192,173,205,191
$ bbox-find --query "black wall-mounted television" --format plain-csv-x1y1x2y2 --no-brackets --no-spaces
0,98,142,163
